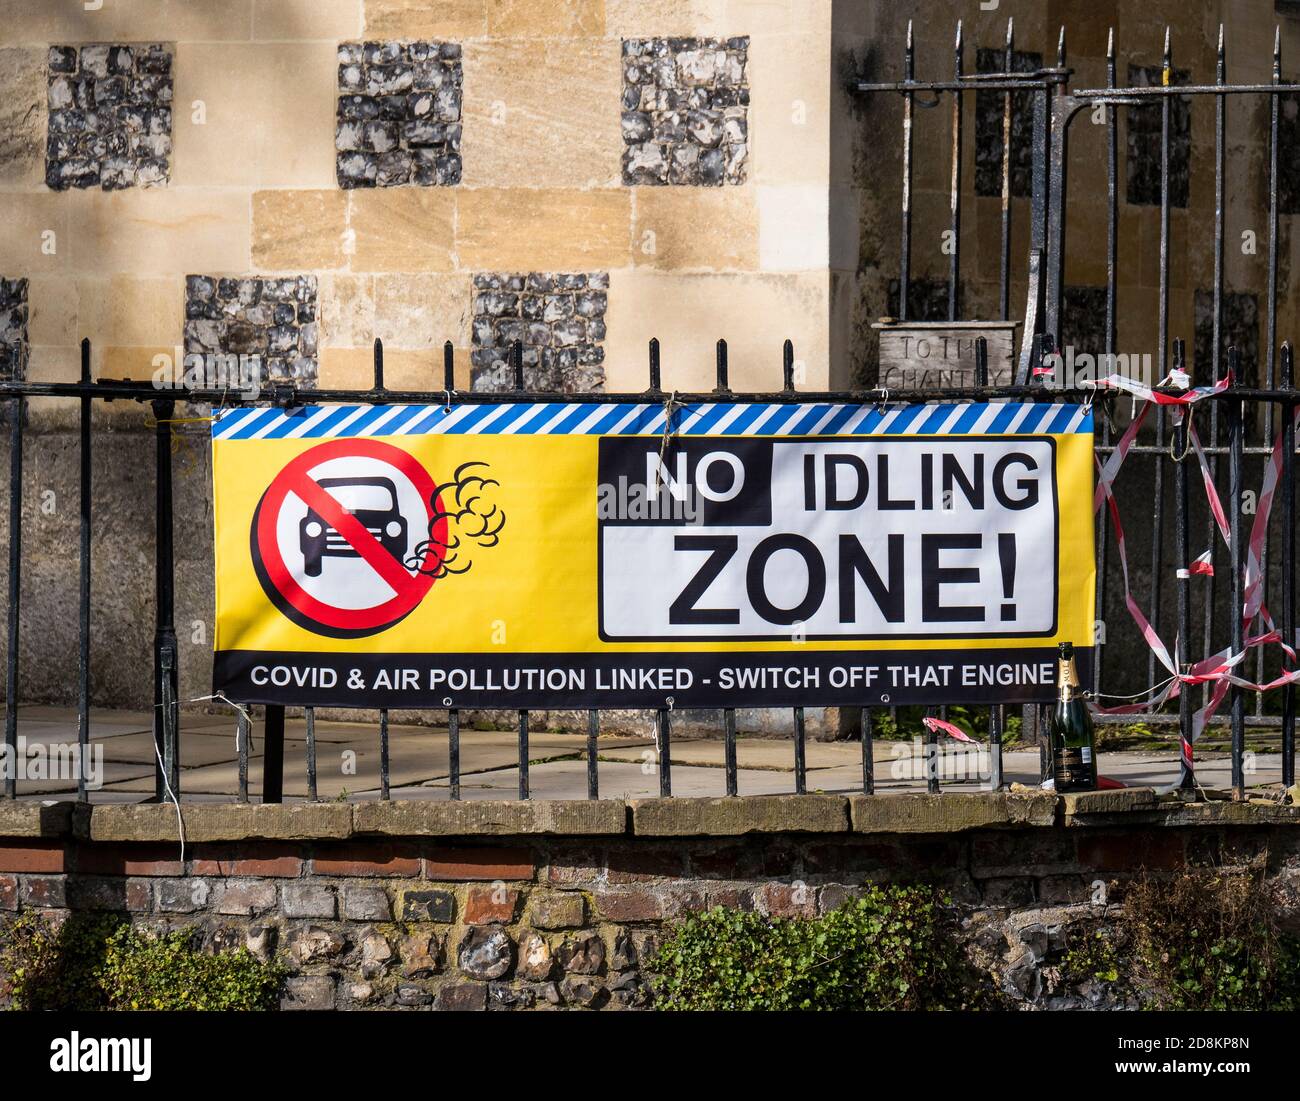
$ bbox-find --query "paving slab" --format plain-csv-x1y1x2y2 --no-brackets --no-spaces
101,731,654,799
597,738,865,772
15,715,149,740
179,718,358,744
1092,752,1282,790
421,760,811,801
10,707,1289,805
90,730,246,768
21,705,154,726
11,760,157,795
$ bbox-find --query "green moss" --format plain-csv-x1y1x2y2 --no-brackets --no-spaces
1061,925,1125,987
1,913,284,1011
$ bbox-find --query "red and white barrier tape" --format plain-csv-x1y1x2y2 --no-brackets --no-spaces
922,716,977,743
1086,371,1299,745
1093,450,1180,681
1082,370,1234,407
1183,415,1231,548
1187,549,1214,577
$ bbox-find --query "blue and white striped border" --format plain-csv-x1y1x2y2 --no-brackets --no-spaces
211,401,1094,441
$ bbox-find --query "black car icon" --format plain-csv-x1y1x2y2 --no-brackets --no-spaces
300,476,407,578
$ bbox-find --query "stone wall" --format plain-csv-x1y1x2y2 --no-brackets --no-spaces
0,1,839,714
834,0,1300,387
0,277,28,379
45,42,173,191
3,790,1300,1011
0,0,836,396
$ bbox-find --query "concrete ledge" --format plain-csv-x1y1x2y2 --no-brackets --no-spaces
1174,801,1300,825
1105,799,1300,828
87,803,354,843
629,795,849,836
850,793,1057,833
2,790,1299,845
352,799,627,836
1057,789,1300,827
0,800,79,838
1060,788,1159,817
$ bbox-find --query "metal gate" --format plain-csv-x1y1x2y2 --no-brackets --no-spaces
853,18,1298,791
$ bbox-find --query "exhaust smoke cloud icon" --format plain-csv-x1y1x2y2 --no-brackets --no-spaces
407,461,506,579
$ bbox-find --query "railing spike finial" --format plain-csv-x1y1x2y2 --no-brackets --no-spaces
1276,24,1282,58
1057,25,1065,66
1107,26,1115,61
954,19,962,51
648,336,661,392
905,19,912,51
511,339,524,391
1006,17,1013,48
1217,23,1224,56
1163,26,1172,66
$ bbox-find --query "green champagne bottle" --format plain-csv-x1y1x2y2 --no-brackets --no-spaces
1049,641,1097,792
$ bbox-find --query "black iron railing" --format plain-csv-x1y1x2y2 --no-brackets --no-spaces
855,18,1300,793
0,19,1296,804
1,332,1295,803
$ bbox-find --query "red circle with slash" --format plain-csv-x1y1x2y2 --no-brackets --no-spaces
250,438,446,638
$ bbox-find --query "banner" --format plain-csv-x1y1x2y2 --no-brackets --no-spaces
211,399,1095,709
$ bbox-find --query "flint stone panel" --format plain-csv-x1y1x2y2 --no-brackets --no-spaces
621,37,748,186
471,271,608,392
337,41,462,188
184,274,318,386
0,278,29,381
46,43,173,190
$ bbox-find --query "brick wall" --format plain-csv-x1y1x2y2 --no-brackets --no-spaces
3,792,1299,1011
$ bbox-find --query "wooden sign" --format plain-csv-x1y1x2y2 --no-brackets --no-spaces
873,320,1021,389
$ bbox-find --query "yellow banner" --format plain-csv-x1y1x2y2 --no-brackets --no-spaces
212,400,1095,709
